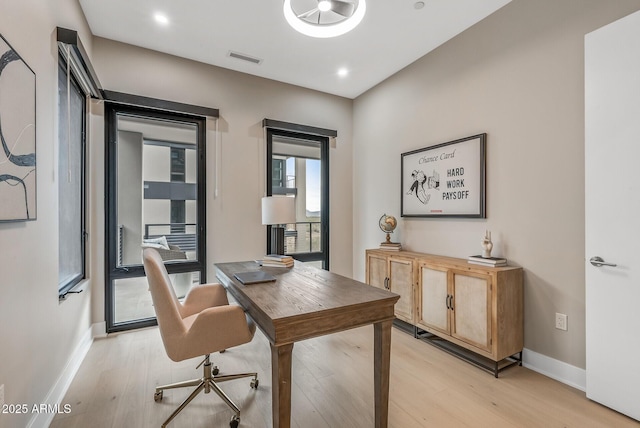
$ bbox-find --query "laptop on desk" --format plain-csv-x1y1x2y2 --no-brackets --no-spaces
233,270,277,285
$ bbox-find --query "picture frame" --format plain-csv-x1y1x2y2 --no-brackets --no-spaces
0,33,37,222
401,133,486,218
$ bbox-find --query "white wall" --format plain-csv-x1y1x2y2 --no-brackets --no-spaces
89,37,354,325
352,0,640,370
0,1,94,427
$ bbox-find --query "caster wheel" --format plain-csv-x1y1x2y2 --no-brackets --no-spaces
250,378,259,389
212,366,219,376
230,415,240,428
154,391,163,402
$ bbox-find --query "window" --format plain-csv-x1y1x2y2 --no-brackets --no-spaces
57,57,87,296
105,103,209,332
170,147,185,182
170,147,186,233
266,129,330,269
272,158,286,189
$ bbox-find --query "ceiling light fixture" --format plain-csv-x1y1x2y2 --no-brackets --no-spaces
283,0,366,38
337,68,349,77
154,13,169,25
318,1,332,12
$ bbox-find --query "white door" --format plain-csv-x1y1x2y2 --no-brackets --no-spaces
585,10,640,421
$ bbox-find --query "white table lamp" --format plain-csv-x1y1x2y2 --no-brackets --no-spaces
262,196,296,255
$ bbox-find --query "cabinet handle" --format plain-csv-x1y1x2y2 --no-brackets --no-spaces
445,295,455,310
384,277,390,290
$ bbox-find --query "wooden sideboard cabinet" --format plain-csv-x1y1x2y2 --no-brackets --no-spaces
366,249,523,376
365,250,415,324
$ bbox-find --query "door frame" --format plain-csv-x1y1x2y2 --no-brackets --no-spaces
104,102,207,333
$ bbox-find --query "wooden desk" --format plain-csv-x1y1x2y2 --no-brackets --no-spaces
215,261,399,428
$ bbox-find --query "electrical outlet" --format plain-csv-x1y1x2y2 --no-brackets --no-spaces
555,313,568,331
0,384,4,408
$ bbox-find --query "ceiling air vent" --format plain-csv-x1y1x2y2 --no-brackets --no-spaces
228,51,263,65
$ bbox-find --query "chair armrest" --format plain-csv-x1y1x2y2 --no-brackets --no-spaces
181,283,229,318
188,305,255,351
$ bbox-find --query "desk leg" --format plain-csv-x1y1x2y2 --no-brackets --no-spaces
271,342,294,428
374,319,392,428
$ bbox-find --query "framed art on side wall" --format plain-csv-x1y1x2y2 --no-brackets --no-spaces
0,33,37,222
401,133,486,218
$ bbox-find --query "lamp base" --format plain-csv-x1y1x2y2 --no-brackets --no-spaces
270,226,286,255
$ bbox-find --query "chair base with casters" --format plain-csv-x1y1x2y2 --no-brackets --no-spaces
154,354,258,428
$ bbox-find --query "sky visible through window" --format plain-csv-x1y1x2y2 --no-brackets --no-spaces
306,159,320,213
285,157,320,215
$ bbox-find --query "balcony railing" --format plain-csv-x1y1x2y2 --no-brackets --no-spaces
123,221,317,257
144,223,197,251
284,221,321,254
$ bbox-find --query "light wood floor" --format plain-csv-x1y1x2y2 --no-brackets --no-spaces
51,324,638,428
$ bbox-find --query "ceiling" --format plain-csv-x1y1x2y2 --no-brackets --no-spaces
79,0,511,99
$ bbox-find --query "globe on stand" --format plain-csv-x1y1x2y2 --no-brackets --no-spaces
379,214,401,251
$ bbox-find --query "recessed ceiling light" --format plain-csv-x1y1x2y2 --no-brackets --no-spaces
154,13,169,25
414,1,425,10
337,68,349,77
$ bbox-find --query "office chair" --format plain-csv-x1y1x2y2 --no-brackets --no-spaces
142,248,258,428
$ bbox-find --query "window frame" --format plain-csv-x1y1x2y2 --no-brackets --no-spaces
266,128,330,269
104,102,208,333
57,55,88,297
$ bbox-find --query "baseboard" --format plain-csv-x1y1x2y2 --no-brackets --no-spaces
27,323,97,428
523,347,586,391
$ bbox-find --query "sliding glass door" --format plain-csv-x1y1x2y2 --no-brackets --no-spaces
105,103,207,332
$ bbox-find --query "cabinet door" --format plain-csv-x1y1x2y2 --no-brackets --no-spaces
450,271,492,352
366,253,388,290
417,264,449,335
389,257,414,323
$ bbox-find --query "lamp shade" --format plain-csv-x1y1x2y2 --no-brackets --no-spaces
262,196,296,225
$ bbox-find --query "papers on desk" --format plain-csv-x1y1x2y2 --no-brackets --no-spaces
233,271,277,285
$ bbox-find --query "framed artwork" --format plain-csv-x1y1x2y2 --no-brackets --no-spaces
0,33,36,222
401,133,486,218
